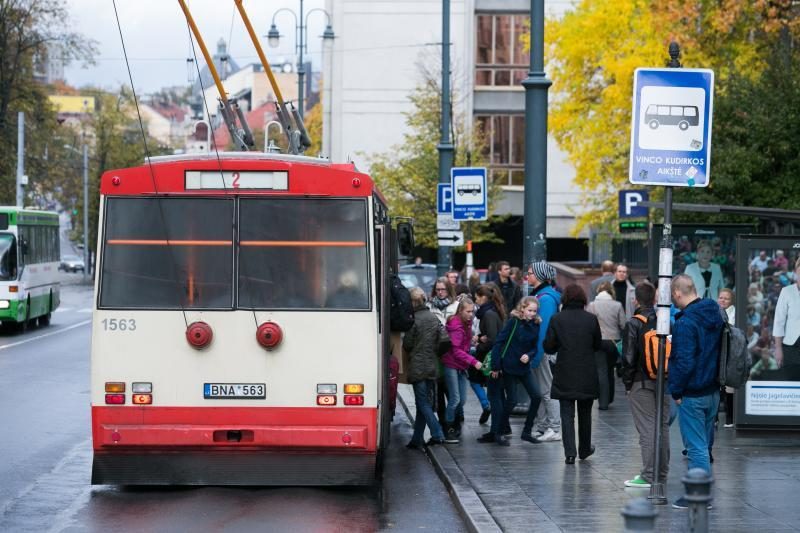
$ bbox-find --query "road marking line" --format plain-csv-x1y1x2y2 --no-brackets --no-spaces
77,308,92,313
54,307,72,313
0,320,91,351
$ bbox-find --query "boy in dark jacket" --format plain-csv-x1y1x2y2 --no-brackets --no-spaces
669,274,724,509
403,288,446,448
621,282,669,489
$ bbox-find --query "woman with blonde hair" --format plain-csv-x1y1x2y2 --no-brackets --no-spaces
487,296,543,445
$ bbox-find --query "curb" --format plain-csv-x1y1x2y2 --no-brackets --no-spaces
398,391,501,533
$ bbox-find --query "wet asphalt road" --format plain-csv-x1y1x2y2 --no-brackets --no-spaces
0,281,464,532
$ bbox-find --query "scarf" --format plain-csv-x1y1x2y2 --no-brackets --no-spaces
430,296,451,310
475,301,496,320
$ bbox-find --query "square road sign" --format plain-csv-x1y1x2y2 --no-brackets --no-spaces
451,167,487,221
629,68,714,187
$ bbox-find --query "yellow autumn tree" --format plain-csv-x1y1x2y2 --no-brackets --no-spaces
531,0,799,235
543,1,663,235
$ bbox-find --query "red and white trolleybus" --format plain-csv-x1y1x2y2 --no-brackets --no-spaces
90,152,408,485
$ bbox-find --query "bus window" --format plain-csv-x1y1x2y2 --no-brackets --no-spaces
0,234,17,280
238,198,370,310
99,197,234,309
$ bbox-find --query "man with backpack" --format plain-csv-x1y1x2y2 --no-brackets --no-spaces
389,272,416,415
668,274,725,509
621,282,670,489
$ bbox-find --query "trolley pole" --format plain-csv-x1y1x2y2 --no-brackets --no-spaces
436,0,454,276
650,42,682,506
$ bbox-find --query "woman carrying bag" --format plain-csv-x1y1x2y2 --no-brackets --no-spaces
485,296,544,445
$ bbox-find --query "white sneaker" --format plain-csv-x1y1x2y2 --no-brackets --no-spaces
533,430,544,438
538,428,562,442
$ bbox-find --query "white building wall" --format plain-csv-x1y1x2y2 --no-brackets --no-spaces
324,0,587,239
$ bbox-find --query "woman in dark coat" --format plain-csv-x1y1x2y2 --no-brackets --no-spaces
544,284,602,464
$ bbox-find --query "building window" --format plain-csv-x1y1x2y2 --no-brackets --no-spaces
476,114,525,186
475,14,530,87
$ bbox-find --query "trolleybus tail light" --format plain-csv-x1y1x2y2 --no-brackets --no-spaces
344,395,364,406
132,382,152,393
317,384,337,394
256,321,283,349
343,384,364,394
186,321,213,349
105,382,126,393
132,394,152,405
105,394,125,405
352,177,361,188
316,394,337,406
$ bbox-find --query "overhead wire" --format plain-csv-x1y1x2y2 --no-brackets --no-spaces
112,0,190,327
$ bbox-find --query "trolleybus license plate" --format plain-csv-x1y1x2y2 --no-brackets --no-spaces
204,383,266,399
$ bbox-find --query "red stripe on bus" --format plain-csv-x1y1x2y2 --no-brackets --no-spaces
107,239,232,246
91,406,378,452
239,241,365,247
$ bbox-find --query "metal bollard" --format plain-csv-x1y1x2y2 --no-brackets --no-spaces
682,467,714,533
621,497,657,532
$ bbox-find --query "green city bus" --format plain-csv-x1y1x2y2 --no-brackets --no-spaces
0,207,61,330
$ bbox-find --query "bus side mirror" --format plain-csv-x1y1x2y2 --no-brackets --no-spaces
396,222,414,257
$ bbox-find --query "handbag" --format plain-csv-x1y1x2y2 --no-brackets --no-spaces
436,323,452,357
482,318,518,377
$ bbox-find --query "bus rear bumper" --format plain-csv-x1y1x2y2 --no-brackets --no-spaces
91,406,380,485
91,450,377,486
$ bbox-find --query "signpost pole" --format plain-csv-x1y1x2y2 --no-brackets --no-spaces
436,0,454,277
465,221,474,279
650,42,682,506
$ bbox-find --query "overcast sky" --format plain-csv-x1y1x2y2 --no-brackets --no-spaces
63,0,329,93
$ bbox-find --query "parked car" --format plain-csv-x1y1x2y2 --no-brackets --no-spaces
59,255,85,273
398,263,438,294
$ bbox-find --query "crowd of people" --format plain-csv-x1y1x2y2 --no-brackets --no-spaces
397,253,800,509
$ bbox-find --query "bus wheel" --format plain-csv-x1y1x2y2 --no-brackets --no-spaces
17,300,30,333
38,293,52,326
648,119,659,129
678,120,689,130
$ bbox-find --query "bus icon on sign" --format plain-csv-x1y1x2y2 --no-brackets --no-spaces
645,104,699,131
457,184,481,196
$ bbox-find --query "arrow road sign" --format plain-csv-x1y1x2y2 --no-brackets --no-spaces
437,230,464,247
629,68,714,187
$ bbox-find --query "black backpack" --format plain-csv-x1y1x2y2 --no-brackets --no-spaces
389,274,415,332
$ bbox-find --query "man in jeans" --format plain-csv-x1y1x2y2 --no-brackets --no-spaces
669,274,724,509
621,282,669,489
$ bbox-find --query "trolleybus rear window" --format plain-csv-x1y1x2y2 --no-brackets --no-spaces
238,198,370,310
99,197,234,309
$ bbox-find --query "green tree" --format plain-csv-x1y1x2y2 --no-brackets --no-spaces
369,76,499,249
0,0,96,203
674,40,800,218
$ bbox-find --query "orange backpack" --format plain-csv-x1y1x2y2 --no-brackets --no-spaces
634,314,671,379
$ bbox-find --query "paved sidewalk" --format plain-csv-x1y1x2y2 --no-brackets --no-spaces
399,383,800,532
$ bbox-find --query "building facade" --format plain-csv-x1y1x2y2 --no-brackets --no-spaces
324,0,588,264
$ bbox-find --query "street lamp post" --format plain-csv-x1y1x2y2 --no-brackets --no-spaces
65,143,90,283
522,0,552,266
82,144,89,283
267,1,335,119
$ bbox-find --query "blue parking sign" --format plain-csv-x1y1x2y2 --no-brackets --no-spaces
629,68,714,187
437,183,452,215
